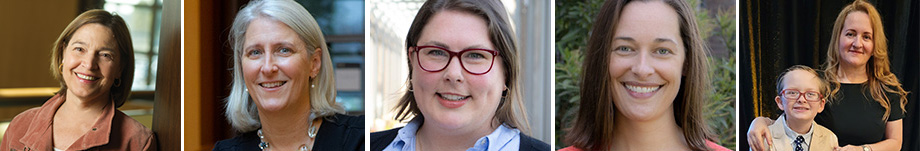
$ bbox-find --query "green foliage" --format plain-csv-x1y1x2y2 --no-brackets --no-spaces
702,6,737,150
554,0,602,148
554,0,736,149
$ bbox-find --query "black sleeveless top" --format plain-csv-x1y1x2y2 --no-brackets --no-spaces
814,83,903,145
213,114,365,151
369,127,550,151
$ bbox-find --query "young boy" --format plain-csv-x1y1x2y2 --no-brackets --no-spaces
764,65,838,151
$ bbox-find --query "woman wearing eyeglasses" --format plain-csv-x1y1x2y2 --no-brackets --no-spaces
369,0,550,150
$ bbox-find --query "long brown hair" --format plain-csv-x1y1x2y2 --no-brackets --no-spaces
822,0,908,121
392,0,530,133
50,9,135,108
564,0,714,150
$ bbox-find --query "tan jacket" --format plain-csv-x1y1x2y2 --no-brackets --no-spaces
765,115,838,151
0,94,155,151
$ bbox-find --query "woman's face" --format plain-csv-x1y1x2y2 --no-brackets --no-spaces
608,1,685,122
410,10,506,131
242,17,321,112
61,23,121,100
837,11,874,68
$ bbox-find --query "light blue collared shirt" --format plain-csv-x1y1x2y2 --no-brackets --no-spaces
782,115,815,151
382,118,521,151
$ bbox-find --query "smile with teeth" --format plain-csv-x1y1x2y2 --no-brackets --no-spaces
75,73,98,81
437,93,470,101
625,84,661,93
792,106,810,111
259,81,287,88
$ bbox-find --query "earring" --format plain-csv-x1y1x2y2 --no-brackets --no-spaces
407,80,414,92
113,79,121,87
311,84,315,88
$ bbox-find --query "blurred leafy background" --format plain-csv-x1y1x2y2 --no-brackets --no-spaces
554,0,736,149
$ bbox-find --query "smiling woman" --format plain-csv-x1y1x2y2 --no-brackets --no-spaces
213,0,364,151
560,0,729,151
368,0,550,151
0,9,155,150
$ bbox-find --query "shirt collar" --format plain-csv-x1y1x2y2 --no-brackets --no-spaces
781,115,814,148
20,94,116,150
468,123,520,151
390,118,423,151
388,118,521,151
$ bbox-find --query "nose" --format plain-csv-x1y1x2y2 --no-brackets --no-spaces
852,37,863,49
81,52,99,70
442,56,464,83
260,54,279,75
795,94,808,103
630,52,654,79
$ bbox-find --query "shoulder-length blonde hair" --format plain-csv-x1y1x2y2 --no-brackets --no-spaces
50,9,134,108
225,0,343,132
821,0,908,121
392,0,530,134
565,0,714,150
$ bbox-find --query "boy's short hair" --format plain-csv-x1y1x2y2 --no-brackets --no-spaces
775,65,830,102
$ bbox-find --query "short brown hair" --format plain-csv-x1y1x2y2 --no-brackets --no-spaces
775,65,830,101
50,9,134,107
392,0,530,133
564,0,714,150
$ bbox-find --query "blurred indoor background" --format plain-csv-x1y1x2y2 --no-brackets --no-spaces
366,0,553,143
183,0,365,150
0,0,181,149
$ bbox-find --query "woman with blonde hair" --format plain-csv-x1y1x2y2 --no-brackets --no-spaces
747,1,908,151
212,0,363,150
560,0,729,150
369,0,550,150
1,10,155,150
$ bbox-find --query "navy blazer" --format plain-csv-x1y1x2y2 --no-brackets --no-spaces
369,127,550,151
213,114,364,151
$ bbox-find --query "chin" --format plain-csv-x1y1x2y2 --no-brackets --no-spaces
256,98,290,111
426,114,470,129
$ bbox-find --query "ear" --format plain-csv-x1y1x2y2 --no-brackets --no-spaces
816,99,827,113
407,46,416,62
310,47,322,79
775,96,785,111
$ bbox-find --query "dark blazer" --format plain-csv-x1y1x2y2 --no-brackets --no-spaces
213,114,364,151
370,127,550,151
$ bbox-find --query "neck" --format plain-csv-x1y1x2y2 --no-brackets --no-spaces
837,63,868,83
58,91,108,120
258,104,314,150
611,108,689,151
416,118,499,151
784,116,812,135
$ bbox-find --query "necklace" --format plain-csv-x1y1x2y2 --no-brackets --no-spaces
257,113,319,151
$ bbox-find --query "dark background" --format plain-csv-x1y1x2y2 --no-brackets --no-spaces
740,0,920,150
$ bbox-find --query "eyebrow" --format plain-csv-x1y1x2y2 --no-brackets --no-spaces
70,41,116,51
613,37,678,44
420,41,489,50
846,29,873,34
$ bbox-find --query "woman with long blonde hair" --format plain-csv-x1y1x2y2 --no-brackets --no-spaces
747,1,908,151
